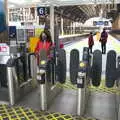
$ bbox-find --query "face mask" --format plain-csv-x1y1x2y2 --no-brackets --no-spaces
42,33,47,41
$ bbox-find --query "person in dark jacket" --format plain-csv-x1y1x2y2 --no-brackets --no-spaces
99,28,108,54
88,32,94,53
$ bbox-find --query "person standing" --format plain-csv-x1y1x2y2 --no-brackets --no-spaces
88,32,94,53
100,28,108,54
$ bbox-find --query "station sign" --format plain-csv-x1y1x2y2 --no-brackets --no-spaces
93,21,109,26
93,21,104,26
37,7,49,16
8,26,17,39
0,43,10,55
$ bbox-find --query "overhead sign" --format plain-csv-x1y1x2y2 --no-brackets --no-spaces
0,43,10,55
93,21,104,26
8,26,17,39
37,7,49,16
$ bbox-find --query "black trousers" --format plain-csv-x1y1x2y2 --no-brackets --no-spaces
101,42,106,54
89,45,93,53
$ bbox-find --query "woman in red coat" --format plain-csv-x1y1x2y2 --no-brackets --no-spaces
88,32,94,53
35,30,52,64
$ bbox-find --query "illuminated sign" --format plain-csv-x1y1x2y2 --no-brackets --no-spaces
37,7,49,16
0,43,9,55
93,21,105,26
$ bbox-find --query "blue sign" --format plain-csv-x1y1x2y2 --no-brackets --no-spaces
0,0,6,33
37,7,49,16
8,26,16,39
96,21,104,25
93,21,105,26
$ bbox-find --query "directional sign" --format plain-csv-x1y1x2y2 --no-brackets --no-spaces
37,7,49,16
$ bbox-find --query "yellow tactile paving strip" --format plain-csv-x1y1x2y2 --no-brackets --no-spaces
0,105,97,120
58,80,120,95
109,35,120,54
89,80,120,95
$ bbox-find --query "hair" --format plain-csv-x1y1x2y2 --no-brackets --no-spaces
39,29,52,45
90,32,92,34
103,28,106,31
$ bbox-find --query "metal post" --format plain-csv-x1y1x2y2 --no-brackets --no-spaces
7,67,15,105
73,22,75,34
39,72,47,111
61,17,64,36
50,5,54,42
40,84,47,111
70,22,73,34
77,71,86,116
77,88,82,116
118,104,120,120
5,0,8,24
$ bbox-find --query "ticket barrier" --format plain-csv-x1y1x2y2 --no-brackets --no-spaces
0,44,37,105
117,56,120,120
70,47,90,116
37,48,66,111
77,61,90,116
38,60,63,111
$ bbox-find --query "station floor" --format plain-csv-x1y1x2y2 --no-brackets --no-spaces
0,34,120,120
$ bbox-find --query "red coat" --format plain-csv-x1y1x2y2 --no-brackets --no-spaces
60,41,64,48
52,42,64,49
88,35,94,46
35,40,52,55
35,40,52,64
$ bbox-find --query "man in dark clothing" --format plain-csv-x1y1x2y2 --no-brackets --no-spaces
100,28,108,54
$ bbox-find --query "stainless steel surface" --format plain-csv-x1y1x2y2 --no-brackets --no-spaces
50,64,53,84
77,72,87,116
54,65,56,83
118,104,120,120
30,55,37,79
15,86,120,120
7,67,15,105
0,101,9,105
17,88,77,114
0,56,10,64
39,81,63,111
12,67,18,89
50,5,54,43
117,85,120,120
40,84,47,111
86,92,118,120
77,88,82,116
46,82,63,109
19,79,32,88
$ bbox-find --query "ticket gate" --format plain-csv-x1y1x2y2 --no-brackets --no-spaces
70,48,120,119
0,43,37,105
70,47,91,116
37,48,66,111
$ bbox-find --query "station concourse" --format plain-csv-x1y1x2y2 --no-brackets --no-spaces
0,0,120,120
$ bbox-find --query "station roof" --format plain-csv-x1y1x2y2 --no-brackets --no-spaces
8,0,120,23
8,0,120,7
